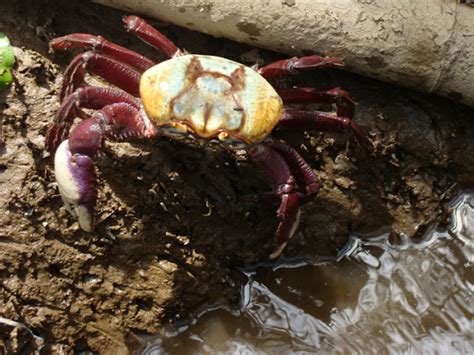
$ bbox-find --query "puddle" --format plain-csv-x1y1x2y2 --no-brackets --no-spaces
143,193,474,354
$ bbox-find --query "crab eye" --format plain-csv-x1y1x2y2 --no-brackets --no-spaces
217,132,229,141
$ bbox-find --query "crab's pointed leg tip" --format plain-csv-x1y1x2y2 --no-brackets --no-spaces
123,15,139,31
269,209,302,260
269,242,288,260
54,140,97,232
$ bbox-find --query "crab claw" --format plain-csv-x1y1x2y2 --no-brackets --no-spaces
54,140,97,231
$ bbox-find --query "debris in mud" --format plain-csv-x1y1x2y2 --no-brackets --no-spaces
0,317,44,354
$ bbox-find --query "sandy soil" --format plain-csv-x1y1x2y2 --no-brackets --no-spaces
1,0,473,353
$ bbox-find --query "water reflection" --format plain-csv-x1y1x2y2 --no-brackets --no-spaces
144,193,473,354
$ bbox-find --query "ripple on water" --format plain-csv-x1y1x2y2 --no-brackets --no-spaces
143,193,474,354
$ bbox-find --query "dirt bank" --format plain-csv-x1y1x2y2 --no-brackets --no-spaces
1,0,473,353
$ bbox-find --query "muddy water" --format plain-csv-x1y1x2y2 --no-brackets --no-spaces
143,193,473,354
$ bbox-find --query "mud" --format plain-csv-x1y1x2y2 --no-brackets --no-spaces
0,0,473,353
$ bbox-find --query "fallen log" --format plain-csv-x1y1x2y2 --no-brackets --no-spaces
94,0,474,107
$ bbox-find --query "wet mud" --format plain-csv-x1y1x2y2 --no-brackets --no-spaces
1,0,473,353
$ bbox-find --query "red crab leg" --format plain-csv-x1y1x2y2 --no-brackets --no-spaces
54,103,157,232
278,109,372,151
266,141,320,201
277,87,356,118
257,55,343,79
46,86,140,153
60,51,141,100
50,34,155,72
123,16,183,58
250,144,303,259
243,140,320,205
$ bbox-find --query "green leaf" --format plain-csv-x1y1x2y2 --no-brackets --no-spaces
0,33,15,91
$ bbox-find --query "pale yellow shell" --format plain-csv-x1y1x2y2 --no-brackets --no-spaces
140,54,283,146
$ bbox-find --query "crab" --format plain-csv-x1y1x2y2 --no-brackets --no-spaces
45,16,370,259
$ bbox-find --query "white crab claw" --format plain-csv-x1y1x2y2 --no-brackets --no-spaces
54,140,97,231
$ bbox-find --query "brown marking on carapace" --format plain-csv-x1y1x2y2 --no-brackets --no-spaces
185,56,205,80
203,101,212,134
168,56,249,139
229,66,246,126
230,65,245,92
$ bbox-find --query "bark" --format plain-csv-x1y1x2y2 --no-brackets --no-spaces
94,0,474,107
